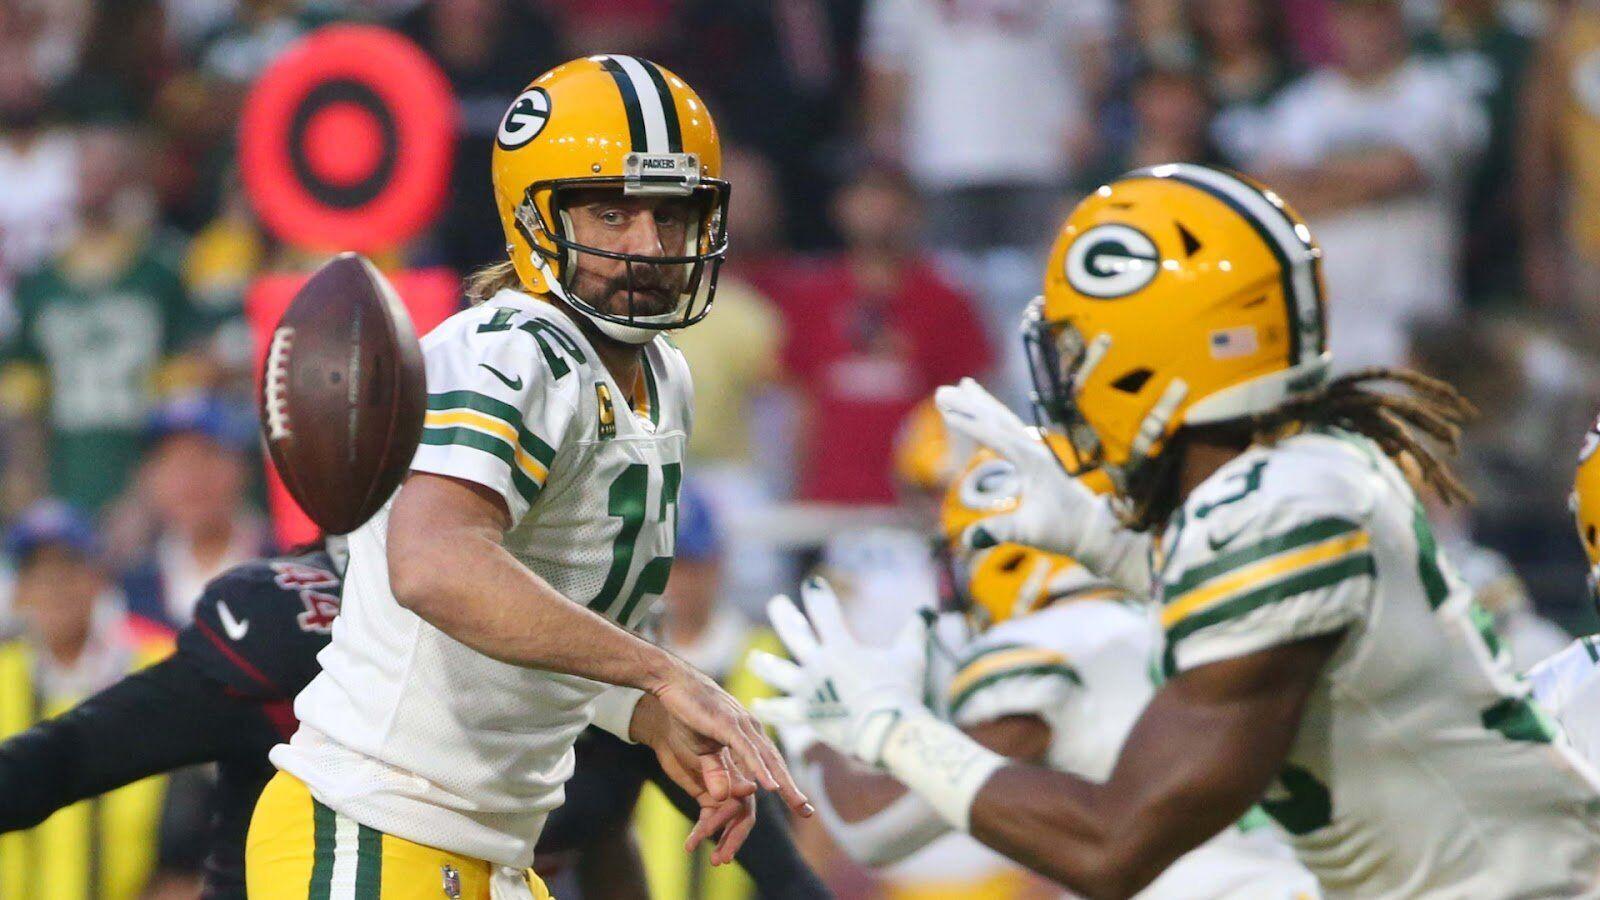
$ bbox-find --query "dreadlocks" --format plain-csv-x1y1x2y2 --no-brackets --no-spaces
1253,367,1478,506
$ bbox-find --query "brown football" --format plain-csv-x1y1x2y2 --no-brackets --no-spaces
259,252,426,535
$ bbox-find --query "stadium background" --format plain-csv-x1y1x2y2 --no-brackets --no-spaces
0,0,1593,897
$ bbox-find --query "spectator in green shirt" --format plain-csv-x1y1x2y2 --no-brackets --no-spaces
0,123,206,514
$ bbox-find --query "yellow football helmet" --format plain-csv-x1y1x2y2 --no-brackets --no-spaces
1572,414,1600,609
492,55,728,344
893,397,972,496
1026,164,1327,523
942,448,1120,629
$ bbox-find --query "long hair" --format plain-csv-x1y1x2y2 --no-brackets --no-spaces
1251,367,1478,505
465,260,522,306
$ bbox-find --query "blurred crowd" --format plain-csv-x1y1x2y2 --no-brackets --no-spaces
2,0,1600,897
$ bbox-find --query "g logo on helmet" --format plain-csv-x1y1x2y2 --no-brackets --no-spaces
1065,224,1161,299
960,458,1022,511
497,88,552,150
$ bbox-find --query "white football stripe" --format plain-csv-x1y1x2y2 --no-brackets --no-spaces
331,811,360,900
1151,163,1322,363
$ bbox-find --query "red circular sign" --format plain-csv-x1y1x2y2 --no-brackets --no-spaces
304,101,385,186
240,25,455,253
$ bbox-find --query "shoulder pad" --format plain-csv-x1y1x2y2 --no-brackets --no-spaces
1180,434,1383,538
1528,636,1600,718
177,550,342,699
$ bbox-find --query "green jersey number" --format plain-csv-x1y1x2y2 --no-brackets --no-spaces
589,461,681,627
37,298,162,430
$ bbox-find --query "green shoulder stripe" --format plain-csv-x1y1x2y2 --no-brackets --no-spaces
1165,517,1361,600
1166,552,1374,647
428,390,556,467
953,641,1029,670
948,663,1081,719
642,353,661,427
420,426,542,505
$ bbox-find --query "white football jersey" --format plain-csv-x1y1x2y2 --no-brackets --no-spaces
1157,429,1600,898
1530,636,1600,774
273,290,692,866
948,598,1319,899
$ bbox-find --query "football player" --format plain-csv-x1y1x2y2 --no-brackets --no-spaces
754,164,1600,898
774,449,1318,898
247,56,808,899
0,536,829,900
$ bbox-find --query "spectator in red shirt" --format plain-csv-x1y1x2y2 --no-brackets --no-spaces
777,166,992,505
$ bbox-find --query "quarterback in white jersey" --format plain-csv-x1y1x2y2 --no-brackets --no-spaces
778,449,1318,898
753,165,1600,899
248,56,807,898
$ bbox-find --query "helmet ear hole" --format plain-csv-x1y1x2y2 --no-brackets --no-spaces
998,551,1026,573
1111,369,1153,394
1587,524,1596,548
1176,221,1202,257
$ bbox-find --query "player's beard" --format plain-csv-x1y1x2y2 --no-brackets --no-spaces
573,262,688,320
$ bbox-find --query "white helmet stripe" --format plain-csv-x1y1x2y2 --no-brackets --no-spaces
606,55,671,154
1144,163,1323,365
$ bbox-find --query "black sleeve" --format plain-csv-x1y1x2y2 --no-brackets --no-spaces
155,764,215,872
644,756,834,900
536,729,653,857
0,654,255,832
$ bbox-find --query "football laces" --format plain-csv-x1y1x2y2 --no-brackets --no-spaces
263,325,295,441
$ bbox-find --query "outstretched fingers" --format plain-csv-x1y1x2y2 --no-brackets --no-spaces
736,712,813,816
747,651,806,694
767,594,822,665
752,695,808,726
935,379,1046,466
686,794,756,865
712,797,757,866
799,577,854,648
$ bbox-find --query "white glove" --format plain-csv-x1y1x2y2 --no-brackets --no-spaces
935,377,1154,596
749,578,927,767
753,577,1011,830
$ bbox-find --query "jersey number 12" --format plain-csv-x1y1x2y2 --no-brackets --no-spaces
589,462,681,628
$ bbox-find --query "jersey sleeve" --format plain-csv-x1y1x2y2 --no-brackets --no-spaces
1159,465,1376,675
946,638,1081,728
413,315,577,528
1528,636,1600,719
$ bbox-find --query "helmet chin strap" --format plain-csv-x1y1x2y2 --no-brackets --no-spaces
536,254,659,345
587,309,661,345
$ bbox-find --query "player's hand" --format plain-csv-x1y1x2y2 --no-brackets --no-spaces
649,658,814,818
633,696,760,864
935,377,1155,596
934,377,1100,557
749,577,928,767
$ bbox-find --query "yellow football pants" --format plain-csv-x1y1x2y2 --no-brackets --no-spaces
246,772,553,900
